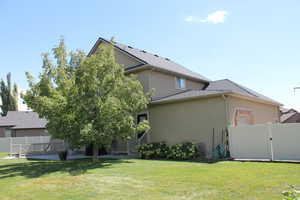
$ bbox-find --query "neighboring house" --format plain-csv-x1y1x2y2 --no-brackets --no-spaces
88,37,282,157
280,108,300,123
0,111,48,137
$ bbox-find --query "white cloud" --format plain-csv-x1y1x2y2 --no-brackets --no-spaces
185,10,228,24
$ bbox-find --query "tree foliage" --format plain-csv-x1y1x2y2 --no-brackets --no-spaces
23,38,150,161
0,73,18,116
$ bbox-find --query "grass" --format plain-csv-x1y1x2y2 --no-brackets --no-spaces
0,153,299,200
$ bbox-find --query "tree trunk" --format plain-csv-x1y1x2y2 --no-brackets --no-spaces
92,143,98,162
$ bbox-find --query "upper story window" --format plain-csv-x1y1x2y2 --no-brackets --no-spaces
176,77,186,89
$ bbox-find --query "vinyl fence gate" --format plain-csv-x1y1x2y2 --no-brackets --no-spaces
228,123,300,161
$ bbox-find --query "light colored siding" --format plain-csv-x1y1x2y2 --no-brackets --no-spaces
227,96,280,125
149,70,205,98
148,96,226,157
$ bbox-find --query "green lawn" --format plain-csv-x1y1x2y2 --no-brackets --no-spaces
0,153,299,200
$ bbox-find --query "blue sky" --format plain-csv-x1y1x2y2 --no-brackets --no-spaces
1,0,300,110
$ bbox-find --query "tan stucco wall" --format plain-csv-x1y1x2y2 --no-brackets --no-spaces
133,70,151,93
227,96,280,125
148,70,205,98
149,96,227,157
99,42,141,68
14,129,49,137
114,49,141,68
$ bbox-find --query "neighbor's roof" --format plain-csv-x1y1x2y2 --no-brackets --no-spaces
280,112,297,122
279,107,298,114
279,107,299,122
0,111,47,129
152,79,282,105
88,37,210,83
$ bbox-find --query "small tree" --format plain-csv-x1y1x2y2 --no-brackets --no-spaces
24,38,150,161
0,73,18,116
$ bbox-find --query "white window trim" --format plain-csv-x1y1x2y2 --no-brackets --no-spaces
175,77,186,89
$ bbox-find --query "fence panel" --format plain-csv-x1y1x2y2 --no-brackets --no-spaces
0,137,11,152
228,124,271,159
271,123,300,160
229,123,300,161
0,136,52,153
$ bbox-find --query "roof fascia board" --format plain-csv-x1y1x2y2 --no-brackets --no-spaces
150,92,230,105
88,38,147,65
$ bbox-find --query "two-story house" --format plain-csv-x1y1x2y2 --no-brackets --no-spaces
88,37,282,157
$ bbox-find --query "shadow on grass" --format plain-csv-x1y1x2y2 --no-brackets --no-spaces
0,158,133,179
137,157,225,164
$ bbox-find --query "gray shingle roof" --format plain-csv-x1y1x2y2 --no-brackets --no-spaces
280,112,297,122
152,79,281,105
280,107,298,114
88,38,280,106
0,111,47,129
89,37,210,82
206,79,282,105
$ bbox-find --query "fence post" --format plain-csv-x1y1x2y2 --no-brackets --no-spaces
267,123,274,161
212,128,215,158
10,137,12,155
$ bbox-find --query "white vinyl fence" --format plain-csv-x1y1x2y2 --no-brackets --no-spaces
0,136,64,155
228,123,300,161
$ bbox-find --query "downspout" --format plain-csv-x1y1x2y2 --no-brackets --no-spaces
222,94,230,157
222,94,229,127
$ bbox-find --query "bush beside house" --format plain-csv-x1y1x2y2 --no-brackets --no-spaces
138,142,200,160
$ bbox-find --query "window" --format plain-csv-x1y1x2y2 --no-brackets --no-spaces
176,77,186,89
233,108,254,126
137,114,148,139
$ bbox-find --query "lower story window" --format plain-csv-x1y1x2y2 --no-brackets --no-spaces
137,114,148,139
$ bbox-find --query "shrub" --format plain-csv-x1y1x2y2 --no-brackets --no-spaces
58,150,68,160
282,185,300,200
167,142,199,160
137,142,169,159
138,142,199,160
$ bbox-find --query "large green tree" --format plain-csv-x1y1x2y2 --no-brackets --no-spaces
24,38,150,161
0,73,18,116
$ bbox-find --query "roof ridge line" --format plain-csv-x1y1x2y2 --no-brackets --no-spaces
91,37,148,65
225,79,257,97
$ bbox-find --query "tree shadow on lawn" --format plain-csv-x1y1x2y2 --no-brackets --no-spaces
0,158,132,179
